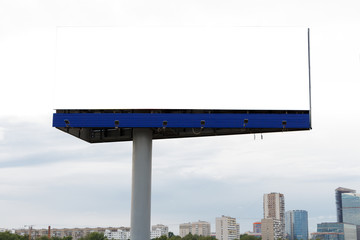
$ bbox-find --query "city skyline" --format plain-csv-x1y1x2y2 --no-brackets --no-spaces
1,0,360,236
0,188,349,236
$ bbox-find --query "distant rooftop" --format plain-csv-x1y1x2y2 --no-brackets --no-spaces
335,187,356,193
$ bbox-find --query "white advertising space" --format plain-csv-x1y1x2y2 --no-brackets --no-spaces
54,26,310,110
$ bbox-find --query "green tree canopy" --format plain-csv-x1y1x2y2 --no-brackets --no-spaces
0,232,74,240
0,232,28,240
37,236,50,240
168,236,182,240
152,236,168,240
78,232,106,240
152,233,216,240
239,234,261,240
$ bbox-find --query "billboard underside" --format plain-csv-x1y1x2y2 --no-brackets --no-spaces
53,109,310,142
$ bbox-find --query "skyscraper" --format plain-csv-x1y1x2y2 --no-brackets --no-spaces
285,210,308,240
263,192,285,239
215,215,240,240
335,187,356,223
341,193,360,225
335,187,360,240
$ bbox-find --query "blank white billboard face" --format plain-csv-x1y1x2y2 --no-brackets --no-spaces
54,26,309,110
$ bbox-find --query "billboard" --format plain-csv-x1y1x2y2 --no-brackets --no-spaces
54,26,309,110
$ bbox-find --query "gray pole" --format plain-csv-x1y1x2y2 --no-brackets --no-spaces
130,128,152,240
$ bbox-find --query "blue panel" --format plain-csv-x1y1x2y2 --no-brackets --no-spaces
53,113,310,129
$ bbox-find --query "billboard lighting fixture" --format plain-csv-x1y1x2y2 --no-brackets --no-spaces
114,120,120,129
162,121,168,130
64,119,70,127
282,120,287,129
243,119,249,127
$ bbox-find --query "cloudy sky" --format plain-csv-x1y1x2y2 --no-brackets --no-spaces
1,0,360,235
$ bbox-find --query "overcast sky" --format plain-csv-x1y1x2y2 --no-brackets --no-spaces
1,0,360,235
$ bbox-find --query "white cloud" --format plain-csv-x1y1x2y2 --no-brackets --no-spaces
0,127,5,141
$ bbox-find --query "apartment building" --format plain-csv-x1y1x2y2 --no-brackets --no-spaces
215,215,240,240
263,192,285,239
179,221,211,238
15,227,129,240
151,224,168,239
104,228,130,240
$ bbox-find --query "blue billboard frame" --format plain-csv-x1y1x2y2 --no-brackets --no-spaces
53,112,310,129
53,109,311,143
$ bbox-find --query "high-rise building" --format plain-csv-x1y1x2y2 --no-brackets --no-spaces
261,218,282,240
253,222,261,234
242,222,262,238
179,221,211,238
335,187,356,223
215,215,240,240
341,193,360,225
191,221,211,237
335,187,360,240
263,192,285,239
285,210,308,240
311,222,357,240
262,218,275,240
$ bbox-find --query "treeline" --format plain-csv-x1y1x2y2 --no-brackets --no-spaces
152,233,215,240
0,232,104,240
0,232,28,240
1,231,261,240
153,233,261,240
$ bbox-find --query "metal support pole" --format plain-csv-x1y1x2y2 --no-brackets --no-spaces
130,128,152,240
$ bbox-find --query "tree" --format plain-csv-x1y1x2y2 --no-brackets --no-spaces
0,232,75,240
197,236,216,240
51,237,72,240
181,234,216,240
239,234,260,240
37,237,50,240
0,232,29,240
78,232,106,240
168,235,181,240
152,236,168,240
182,233,196,240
